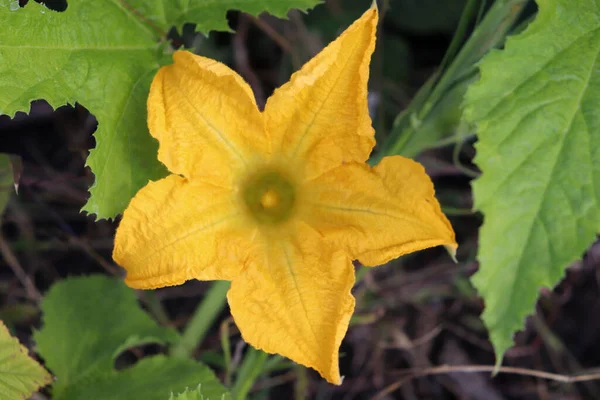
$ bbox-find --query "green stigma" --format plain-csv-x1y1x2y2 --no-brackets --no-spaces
242,170,295,225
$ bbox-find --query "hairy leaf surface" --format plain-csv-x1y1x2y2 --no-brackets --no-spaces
169,384,230,400
0,321,51,399
0,0,168,218
130,0,321,33
57,356,229,400
34,276,228,399
465,0,600,363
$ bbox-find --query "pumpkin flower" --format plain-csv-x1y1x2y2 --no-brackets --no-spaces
113,4,456,384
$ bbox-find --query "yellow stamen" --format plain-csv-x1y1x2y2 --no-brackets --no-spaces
260,189,280,209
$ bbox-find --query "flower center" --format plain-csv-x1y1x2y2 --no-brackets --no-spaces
260,189,280,209
242,170,295,225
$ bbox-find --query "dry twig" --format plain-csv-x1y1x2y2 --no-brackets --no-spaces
371,364,600,400
0,233,41,302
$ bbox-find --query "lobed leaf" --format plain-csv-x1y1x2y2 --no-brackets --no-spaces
0,320,52,399
34,275,229,399
0,0,168,219
34,275,179,396
128,0,322,34
465,0,600,364
169,385,205,400
56,356,229,400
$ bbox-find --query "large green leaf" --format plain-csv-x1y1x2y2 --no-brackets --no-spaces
57,356,229,400
465,0,600,364
0,321,51,399
131,0,322,34
0,0,321,219
34,275,178,394
0,0,168,219
33,275,229,399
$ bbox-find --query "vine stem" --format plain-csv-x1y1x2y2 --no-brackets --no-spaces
231,348,269,400
373,0,529,163
170,280,231,358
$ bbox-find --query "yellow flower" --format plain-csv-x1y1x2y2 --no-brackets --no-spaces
113,4,456,384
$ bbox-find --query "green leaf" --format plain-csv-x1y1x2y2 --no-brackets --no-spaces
33,275,229,399
131,0,322,34
169,385,205,400
169,384,229,400
34,275,179,394
0,320,51,399
465,0,600,364
0,0,169,219
0,0,321,219
56,356,229,400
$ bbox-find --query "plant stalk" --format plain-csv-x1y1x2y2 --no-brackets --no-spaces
231,348,269,400
170,280,231,358
372,0,530,163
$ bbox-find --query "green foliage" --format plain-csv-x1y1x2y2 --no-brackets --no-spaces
34,276,229,400
169,385,205,400
169,384,229,400
374,0,526,161
388,77,472,158
131,0,322,34
465,0,600,364
56,356,229,400
0,1,168,219
0,321,51,399
0,0,321,219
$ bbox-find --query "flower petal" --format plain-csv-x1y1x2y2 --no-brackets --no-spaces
227,222,354,384
113,174,254,289
148,51,269,185
263,6,377,181
301,156,457,266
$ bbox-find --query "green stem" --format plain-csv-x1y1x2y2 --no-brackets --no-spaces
170,280,231,358
231,348,269,400
428,0,528,107
373,0,529,162
437,0,482,77
294,365,309,400
355,266,370,282
142,291,171,326
221,318,233,386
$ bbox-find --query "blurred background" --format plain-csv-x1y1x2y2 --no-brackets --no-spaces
2,0,600,399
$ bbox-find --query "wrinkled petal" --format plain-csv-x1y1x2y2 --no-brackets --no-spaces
148,51,270,186
114,174,255,288
301,156,457,266
227,222,354,384
263,6,377,181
